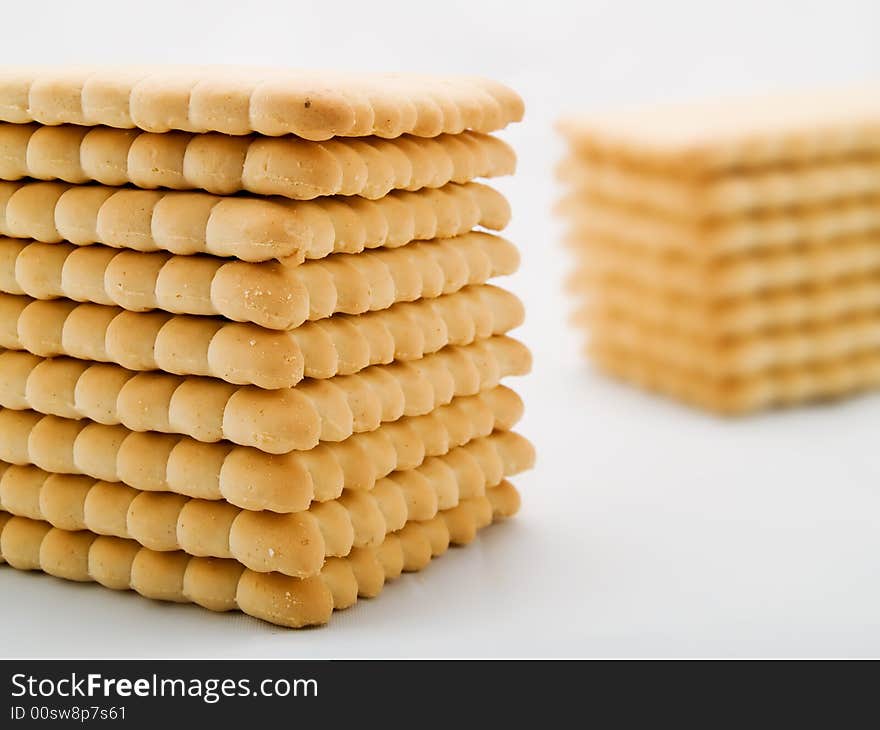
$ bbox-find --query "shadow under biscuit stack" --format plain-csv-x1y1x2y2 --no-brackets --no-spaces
0,66,533,627
559,88,880,413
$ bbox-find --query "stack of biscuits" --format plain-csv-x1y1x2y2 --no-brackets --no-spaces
559,88,880,413
0,67,533,627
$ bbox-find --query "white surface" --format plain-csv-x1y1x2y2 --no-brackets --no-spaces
3,0,880,658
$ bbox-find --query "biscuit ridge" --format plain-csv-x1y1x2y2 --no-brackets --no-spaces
0,66,524,139
0,180,511,262
0,124,515,200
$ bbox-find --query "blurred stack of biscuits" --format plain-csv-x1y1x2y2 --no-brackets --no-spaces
559,89,880,413
0,66,533,627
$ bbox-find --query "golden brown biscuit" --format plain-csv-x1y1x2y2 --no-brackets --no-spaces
0,385,522,512
559,90,880,413
574,277,880,336
564,235,880,299
0,335,530,453
559,86,880,172
558,154,880,219
587,309,880,377
0,66,523,139
0,124,515,199
559,195,880,255
0,231,520,329
590,341,880,414
0,430,533,576
0,479,520,627
0,285,523,388
0,180,510,262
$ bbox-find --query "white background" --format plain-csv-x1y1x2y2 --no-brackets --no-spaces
3,0,880,658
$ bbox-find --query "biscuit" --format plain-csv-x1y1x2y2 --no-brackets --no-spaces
587,311,880,376
591,342,880,414
0,66,523,139
559,86,880,172
0,430,533,576
559,90,880,412
0,385,522,512
0,284,523,388
558,155,880,219
565,236,880,298
560,196,880,255
0,124,515,199
0,231,520,330
574,277,880,336
0,180,510,262
0,479,520,627
0,335,531,453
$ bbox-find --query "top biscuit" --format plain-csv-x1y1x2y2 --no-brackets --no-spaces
559,86,880,172
0,65,523,140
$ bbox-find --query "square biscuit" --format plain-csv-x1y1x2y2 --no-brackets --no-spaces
0,66,523,140
560,86,880,172
0,123,515,200
0,180,511,262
